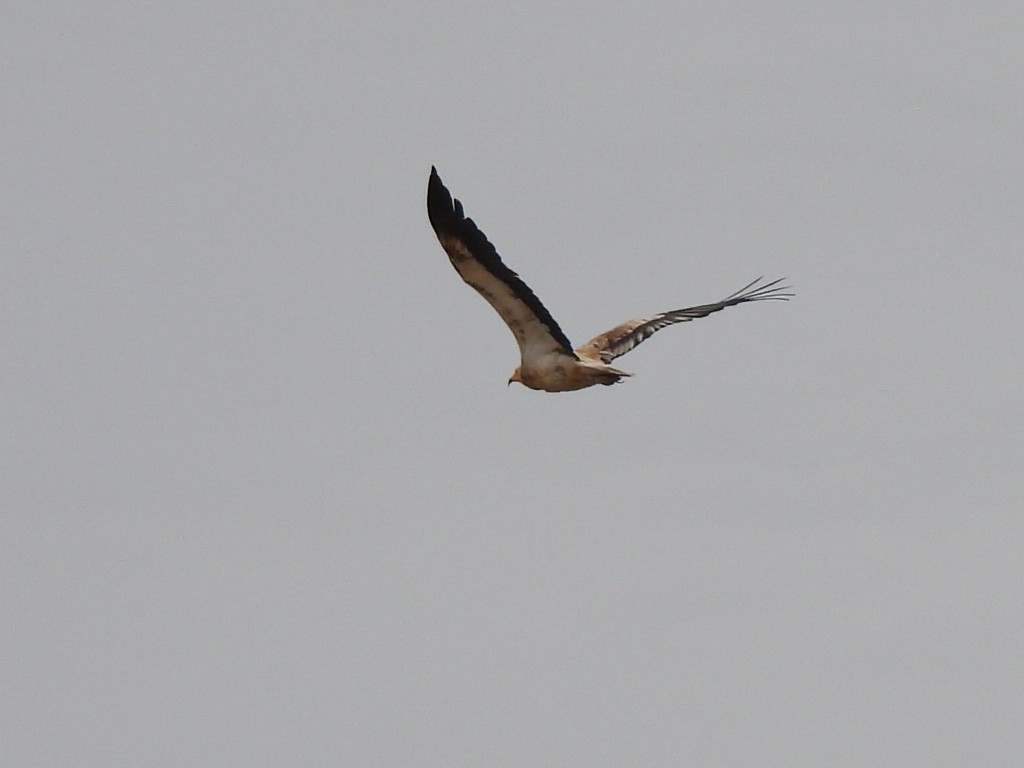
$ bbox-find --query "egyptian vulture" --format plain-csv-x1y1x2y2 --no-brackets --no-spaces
427,167,791,392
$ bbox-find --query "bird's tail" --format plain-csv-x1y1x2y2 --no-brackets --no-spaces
596,366,632,386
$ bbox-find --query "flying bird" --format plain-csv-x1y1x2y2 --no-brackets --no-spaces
426,167,791,392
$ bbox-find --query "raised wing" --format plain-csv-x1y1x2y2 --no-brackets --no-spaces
427,167,576,362
576,277,792,363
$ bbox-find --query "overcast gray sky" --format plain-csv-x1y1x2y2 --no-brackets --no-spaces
4,3,1023,766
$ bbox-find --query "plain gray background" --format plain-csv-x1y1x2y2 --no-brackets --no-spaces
4,3,1022,766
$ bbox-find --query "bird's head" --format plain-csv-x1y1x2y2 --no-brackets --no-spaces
508,367,523,387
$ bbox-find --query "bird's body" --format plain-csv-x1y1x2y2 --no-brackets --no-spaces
426,167,791,392
511,353,631,392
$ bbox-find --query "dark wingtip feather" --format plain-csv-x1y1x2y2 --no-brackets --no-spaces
427,166,458,236
724,276,794,303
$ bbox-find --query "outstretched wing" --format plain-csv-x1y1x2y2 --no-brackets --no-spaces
576,277,792,363
427,167,577,362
